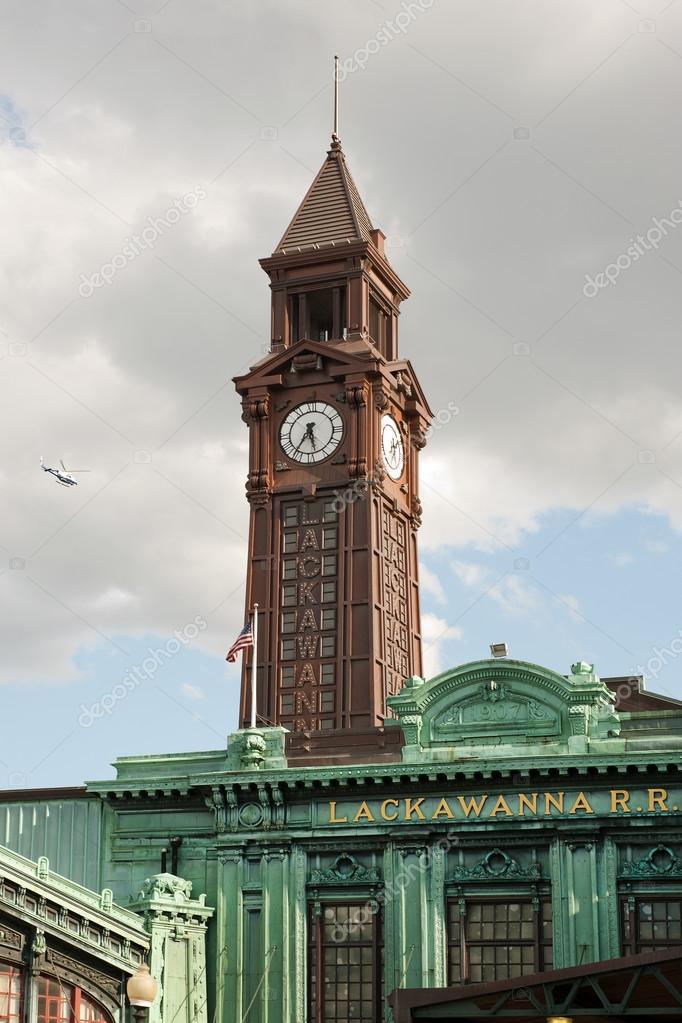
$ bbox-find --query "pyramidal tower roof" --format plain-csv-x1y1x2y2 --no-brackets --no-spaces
274,138,375,254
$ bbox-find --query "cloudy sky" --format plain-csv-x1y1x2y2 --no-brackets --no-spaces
3,0,682,787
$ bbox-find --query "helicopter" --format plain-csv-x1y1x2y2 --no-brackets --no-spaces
40,457,90,487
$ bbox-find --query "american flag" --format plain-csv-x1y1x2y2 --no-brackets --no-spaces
226,621,253,662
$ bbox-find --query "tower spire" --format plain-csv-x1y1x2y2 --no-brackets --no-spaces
332,54,340,149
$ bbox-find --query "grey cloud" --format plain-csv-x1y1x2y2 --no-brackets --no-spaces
3,0,682,682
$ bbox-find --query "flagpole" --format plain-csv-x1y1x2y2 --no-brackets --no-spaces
333,54,339,140
250,603,258,729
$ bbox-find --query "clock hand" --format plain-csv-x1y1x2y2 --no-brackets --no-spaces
293,432,309,454
290,423,317,456
304,422,317,449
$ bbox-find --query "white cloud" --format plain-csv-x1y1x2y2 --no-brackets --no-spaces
419,563,445,603
450,562,538,618
609,551,633,567
421,613,462,678
181,683,205,701
91,587,138,611
556,593,583,624
448,559,585,629
487,575,540,617
451,560,489,588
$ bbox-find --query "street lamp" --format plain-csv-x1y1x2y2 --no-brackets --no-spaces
127,964,158,1023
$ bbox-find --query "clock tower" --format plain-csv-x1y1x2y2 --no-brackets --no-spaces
234,132,432,749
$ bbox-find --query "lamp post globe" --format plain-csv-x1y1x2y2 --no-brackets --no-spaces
126,964,158,1008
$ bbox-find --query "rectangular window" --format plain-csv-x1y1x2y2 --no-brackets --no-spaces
308,288,334,341
37,978,71,1023
369,297,381,348
281,611,297,634
622,897,682,954
283,531,298,554
0,966,22,1023
283,506,299,527
321,609,336,630
447,898,552,984
321,635,335,657
282,639,296,660
321,663,335,685
289,294,300,343
323,502,338,523
322,527,337,550
322,555,337,577
321,581,336,603
293,286,346,342
309,902,380,1023
282,583,297,607
281,666,295,688
368,295,389,354
282,559,297,580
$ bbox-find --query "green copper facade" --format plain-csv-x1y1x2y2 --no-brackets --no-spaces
4,658,681,1022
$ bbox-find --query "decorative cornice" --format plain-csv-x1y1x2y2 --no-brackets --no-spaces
0,844,148,970
87,748,682,798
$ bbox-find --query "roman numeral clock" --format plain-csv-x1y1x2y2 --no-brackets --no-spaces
279,401,344,464
233,136,432,752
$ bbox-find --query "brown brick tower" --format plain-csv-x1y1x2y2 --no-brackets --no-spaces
234,132,431,752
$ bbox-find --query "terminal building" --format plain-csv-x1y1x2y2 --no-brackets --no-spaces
3,127,682,1023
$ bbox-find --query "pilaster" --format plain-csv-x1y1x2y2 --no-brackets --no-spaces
550,838,603,966
394,846,428,990
130,874,213,1023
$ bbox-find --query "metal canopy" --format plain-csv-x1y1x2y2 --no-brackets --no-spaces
389,948,682,1021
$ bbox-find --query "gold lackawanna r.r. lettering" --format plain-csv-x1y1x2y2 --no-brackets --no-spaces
326,788,675,824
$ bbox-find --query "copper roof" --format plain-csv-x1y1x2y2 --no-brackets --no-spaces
275,141,374,254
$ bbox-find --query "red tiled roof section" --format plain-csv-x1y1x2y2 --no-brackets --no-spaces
275,147,374,253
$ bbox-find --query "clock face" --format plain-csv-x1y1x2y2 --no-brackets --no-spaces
381,414,405,480
280,401,344,464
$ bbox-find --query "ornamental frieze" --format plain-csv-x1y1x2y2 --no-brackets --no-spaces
44,949,121,1000
0,923,23,950
621,844,682,877
309,854,380,885
436,685,557,736
448,848,543,882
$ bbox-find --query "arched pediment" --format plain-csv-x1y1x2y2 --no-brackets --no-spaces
386,658,622,763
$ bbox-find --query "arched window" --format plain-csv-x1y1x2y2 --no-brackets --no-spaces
0,964,23,1023
78,992,111,1023
37,977,113,1023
